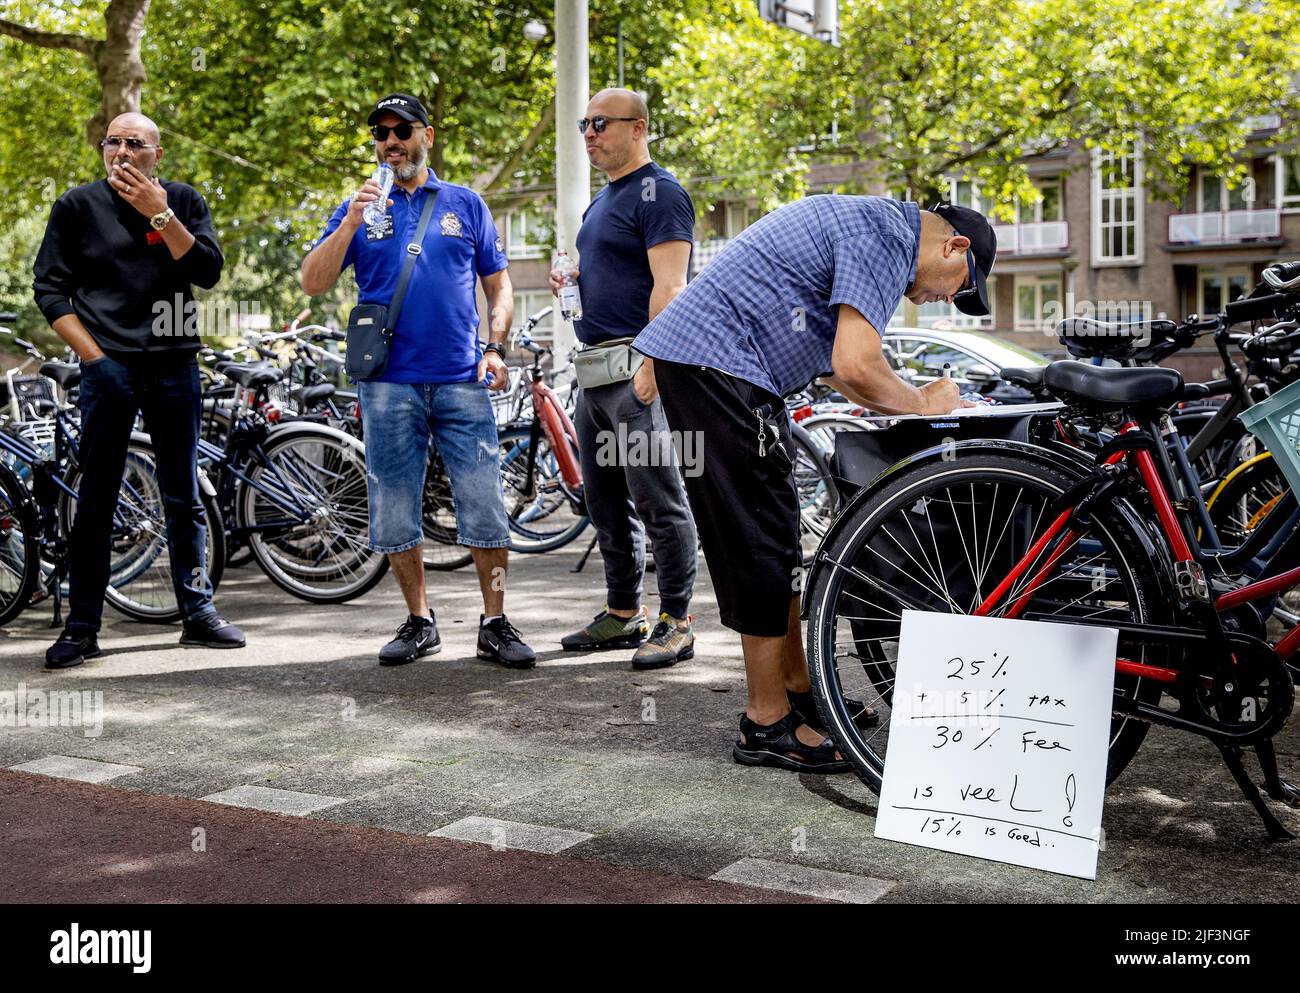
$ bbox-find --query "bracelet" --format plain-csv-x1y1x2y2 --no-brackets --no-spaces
483,342,506,359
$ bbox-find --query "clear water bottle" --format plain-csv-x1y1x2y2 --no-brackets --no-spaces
554,250,583,322
363,163,394,227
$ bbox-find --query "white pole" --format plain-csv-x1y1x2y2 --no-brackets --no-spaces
553,0,589,365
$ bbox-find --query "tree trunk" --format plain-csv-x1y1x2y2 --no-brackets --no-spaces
0,0,152,148
430,80,446,177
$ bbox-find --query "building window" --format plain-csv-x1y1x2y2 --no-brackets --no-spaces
504,204,551,260
1091,146,1143,265
511,289,555,344
724,202,761,238
1197,168,1252,213
1280,154,1300,210
948,178,992,215
1197,266,1250,317
1015,176,1063,224
1014,274,1062,332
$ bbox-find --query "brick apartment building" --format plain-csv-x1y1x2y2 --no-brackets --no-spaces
488,115,1300,383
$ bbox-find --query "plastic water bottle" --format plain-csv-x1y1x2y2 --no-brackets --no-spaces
363,164,394,227
554,250,583,322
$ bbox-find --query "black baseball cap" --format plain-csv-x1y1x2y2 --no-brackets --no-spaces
930,202,997,317
368,93,430,127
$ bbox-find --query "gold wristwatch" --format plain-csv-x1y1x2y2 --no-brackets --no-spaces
150,207,175,231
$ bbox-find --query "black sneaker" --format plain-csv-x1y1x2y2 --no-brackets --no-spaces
180,614,246,649
378,613,441,666
45,630,102,670
478,614,536,669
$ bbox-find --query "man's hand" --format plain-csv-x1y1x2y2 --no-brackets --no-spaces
548,264,579,298
918,378,976,414
107,164,169,218
632,361,657,404
479,350,510,391
344,178,393,230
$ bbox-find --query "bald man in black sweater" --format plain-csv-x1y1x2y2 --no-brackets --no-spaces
32,112,245,668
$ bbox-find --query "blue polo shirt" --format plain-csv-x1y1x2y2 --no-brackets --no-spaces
319,171,507,383
634,195,920,397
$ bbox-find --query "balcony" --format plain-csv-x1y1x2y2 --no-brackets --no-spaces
992,220,1069,254
1167,208,1281,245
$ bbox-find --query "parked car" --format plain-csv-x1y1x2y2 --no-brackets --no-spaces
884,327,1049,402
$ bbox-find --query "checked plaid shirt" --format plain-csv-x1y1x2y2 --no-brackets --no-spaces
634,195,921,397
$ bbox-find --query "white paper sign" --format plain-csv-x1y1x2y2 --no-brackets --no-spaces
874,610,1118,879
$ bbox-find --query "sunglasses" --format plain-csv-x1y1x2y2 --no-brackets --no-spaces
370,123,425,141
577,116,640,135
100,136,159,152
955,249,979,300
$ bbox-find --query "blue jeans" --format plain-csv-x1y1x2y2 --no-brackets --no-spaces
358,380,510,552
68,352,215,633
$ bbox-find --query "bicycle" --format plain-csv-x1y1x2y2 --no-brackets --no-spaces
0,327,224,627
803,264,1300,840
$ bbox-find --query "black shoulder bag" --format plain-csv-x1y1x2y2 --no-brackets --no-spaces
344,188,439,381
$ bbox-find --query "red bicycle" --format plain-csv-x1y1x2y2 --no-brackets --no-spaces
805,278,1300,839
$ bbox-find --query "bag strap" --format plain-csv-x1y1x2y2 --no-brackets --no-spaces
385,186,440,335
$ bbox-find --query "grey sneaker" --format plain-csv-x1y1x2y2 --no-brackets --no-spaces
378,613,441,666
560,606,649,651
631,613,694,670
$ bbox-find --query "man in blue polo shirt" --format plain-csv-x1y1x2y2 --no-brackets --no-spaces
301,93,534,669
635,196,995,774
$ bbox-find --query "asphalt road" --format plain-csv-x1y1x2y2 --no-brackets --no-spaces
2,543,1298,903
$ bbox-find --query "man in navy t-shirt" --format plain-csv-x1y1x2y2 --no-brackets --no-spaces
550,88,699,671
301,93,535,670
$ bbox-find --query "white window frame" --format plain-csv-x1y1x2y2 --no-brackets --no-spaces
724,201,761,238
511,289,555,343
504,204,550,260
1091,145,1144,266
1014,273,1063,332
947,178,991,215
1196,265,1251,318
1013,176,1064,224
1278,153,1300,212
1196,167,1253,213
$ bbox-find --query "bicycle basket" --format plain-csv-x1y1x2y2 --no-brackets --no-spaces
1239,377,1300,498
0,374,55,413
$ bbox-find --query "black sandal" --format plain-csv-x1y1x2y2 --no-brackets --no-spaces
732,712,851,774
788,689,879,734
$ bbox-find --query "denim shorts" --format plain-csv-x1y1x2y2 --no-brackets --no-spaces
358,380,510,553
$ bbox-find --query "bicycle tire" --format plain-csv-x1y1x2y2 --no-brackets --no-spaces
1205,452,1291,545
239,425,388,603
0,457,40,628
59,437,226,624
498,426,590,553
805,451,1171,794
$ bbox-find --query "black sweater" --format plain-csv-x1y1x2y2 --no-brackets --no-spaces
32,178,224,355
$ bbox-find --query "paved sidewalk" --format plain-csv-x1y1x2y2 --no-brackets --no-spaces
2,545,1299,903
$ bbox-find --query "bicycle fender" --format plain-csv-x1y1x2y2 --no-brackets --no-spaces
801,437,1178,618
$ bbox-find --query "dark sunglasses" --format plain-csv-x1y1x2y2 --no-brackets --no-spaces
955,249,979,299
577,116,639,135
100,136,159,151
370,123,425,141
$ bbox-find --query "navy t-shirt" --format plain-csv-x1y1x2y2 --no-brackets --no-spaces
573,161,695,345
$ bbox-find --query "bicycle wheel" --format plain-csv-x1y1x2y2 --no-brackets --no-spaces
498,426,590,552
0,458,39,627
60,438,225,623
239,426,388,603
423,447,474,571
805,451,1171,794
1206,452,1290,546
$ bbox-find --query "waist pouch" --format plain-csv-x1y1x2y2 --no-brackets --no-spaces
573,337,644,390
344,304,391,381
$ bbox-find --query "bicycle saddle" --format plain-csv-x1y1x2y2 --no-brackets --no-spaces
40,360,81,390
1042,360,1184,408
1056,317,1179,360
215,361,282,389
292,383,335,406
1000,366,1046,390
